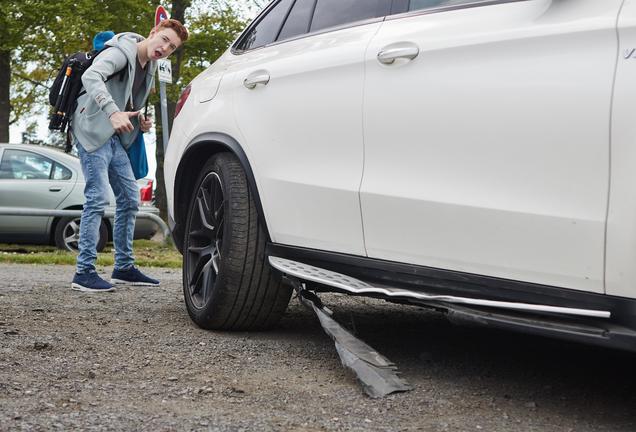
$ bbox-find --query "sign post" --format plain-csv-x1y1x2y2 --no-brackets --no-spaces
155,6,171,153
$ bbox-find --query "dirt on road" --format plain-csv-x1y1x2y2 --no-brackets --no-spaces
1,263,635,431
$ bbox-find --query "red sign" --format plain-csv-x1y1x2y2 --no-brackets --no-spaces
155,6,170,26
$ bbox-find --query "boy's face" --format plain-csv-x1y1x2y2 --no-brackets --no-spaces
147,28,182,60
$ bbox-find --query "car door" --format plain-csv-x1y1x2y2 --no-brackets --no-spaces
0,148,74,240
360,0,623,293
224,0,390,255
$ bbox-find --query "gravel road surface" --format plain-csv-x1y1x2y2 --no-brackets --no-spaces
1,263,635,431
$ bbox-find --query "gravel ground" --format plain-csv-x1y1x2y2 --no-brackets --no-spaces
1,263,635,431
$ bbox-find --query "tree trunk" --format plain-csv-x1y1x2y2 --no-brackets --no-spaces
154,101,168,222
153,0,191,224
0,50,11,143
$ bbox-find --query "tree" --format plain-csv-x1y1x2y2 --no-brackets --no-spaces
153,0,247,221
2,0,254,223
0,0,155,142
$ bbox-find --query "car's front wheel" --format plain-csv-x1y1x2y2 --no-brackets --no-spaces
182,153,291,330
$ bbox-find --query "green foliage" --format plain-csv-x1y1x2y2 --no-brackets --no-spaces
3,0,251,129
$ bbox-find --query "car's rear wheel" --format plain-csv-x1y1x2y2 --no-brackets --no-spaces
182,153,291,330
54,216,108,253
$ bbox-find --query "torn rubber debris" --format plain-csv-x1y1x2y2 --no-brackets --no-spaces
286,277,412,398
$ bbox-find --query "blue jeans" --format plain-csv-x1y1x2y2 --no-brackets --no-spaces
76,135,138,274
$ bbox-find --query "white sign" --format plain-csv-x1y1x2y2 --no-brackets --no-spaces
157,59,172,84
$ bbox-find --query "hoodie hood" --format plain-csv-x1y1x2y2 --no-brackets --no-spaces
105,32,145,65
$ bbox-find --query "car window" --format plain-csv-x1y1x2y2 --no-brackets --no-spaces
408,0,486,11
237,0,295,51
310,0,391,33
0,149,53,180
278,0,316,41
52,163,72,180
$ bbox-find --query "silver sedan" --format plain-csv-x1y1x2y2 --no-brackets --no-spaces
0,143,159,251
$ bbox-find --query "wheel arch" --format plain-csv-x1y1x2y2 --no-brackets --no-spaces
172,132,269,253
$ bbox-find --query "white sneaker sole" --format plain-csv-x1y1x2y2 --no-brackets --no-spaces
71,283,116,293
110,278,160,286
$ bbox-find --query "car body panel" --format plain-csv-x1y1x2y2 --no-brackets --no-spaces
360,0,623,293
606,0,636,298
0,143,159,244
223,22,383,255
0,145,79,240
166,0,636,347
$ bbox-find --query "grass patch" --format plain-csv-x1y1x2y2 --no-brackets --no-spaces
0,239,182,268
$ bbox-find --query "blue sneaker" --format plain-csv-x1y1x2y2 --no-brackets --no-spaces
111,267,160,286
72,272,116,293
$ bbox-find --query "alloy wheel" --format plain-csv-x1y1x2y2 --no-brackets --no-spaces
62,218,81,252
185,172,225,309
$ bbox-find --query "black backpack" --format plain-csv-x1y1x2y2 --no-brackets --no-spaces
48,48,125,149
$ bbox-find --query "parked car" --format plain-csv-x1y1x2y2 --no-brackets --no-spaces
164,0,636,351
0,143,159,251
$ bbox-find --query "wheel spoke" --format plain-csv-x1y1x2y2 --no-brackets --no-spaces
189,255,210,294
187,244,213,257
214,219,225,241
64,234,76,243
186,170,225,310
197,197,215,233
214,201,224,226
199,263,213,302
69,221,80,232
211,246,220,274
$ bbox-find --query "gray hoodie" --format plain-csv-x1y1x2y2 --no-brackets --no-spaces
72,32,157,152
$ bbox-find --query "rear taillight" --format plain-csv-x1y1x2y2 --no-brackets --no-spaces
174,84,191,118
140,180,153,203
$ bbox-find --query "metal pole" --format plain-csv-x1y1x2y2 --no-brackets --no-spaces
159,81,170,153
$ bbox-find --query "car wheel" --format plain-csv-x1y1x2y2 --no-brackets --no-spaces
54,216,108,253
183,153,292,330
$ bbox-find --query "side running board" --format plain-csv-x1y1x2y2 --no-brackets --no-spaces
268,257,611,319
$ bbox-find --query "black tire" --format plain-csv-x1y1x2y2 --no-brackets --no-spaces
54,216,108,253
182,152,292,330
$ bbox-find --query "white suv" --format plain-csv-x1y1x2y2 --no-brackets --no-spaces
165,0,636,351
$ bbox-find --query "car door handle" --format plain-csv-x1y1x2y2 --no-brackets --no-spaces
243,71,270,89
49,186,62,192
377,43,420,65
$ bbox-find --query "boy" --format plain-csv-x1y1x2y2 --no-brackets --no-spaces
71,19,188,292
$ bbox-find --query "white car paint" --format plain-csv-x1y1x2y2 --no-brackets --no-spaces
166,0,636,300
606,0,636,298
361,0,623,293
224,22,384,255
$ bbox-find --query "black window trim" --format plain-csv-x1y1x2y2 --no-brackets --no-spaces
231,0,530,55
388,0,530,21
276,0,318,42
232,0,391,55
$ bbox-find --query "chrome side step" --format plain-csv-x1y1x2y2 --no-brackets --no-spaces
268,257,611,319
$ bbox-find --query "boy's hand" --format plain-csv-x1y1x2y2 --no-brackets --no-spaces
139,113,153,132
110,111,139,133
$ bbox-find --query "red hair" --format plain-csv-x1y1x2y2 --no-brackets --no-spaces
155,19,189,42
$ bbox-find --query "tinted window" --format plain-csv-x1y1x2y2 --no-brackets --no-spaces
0,150,53,180
409,0,485,11
310,0,390,32
278,0,316,41
238,0,295,51
52,163,72,180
